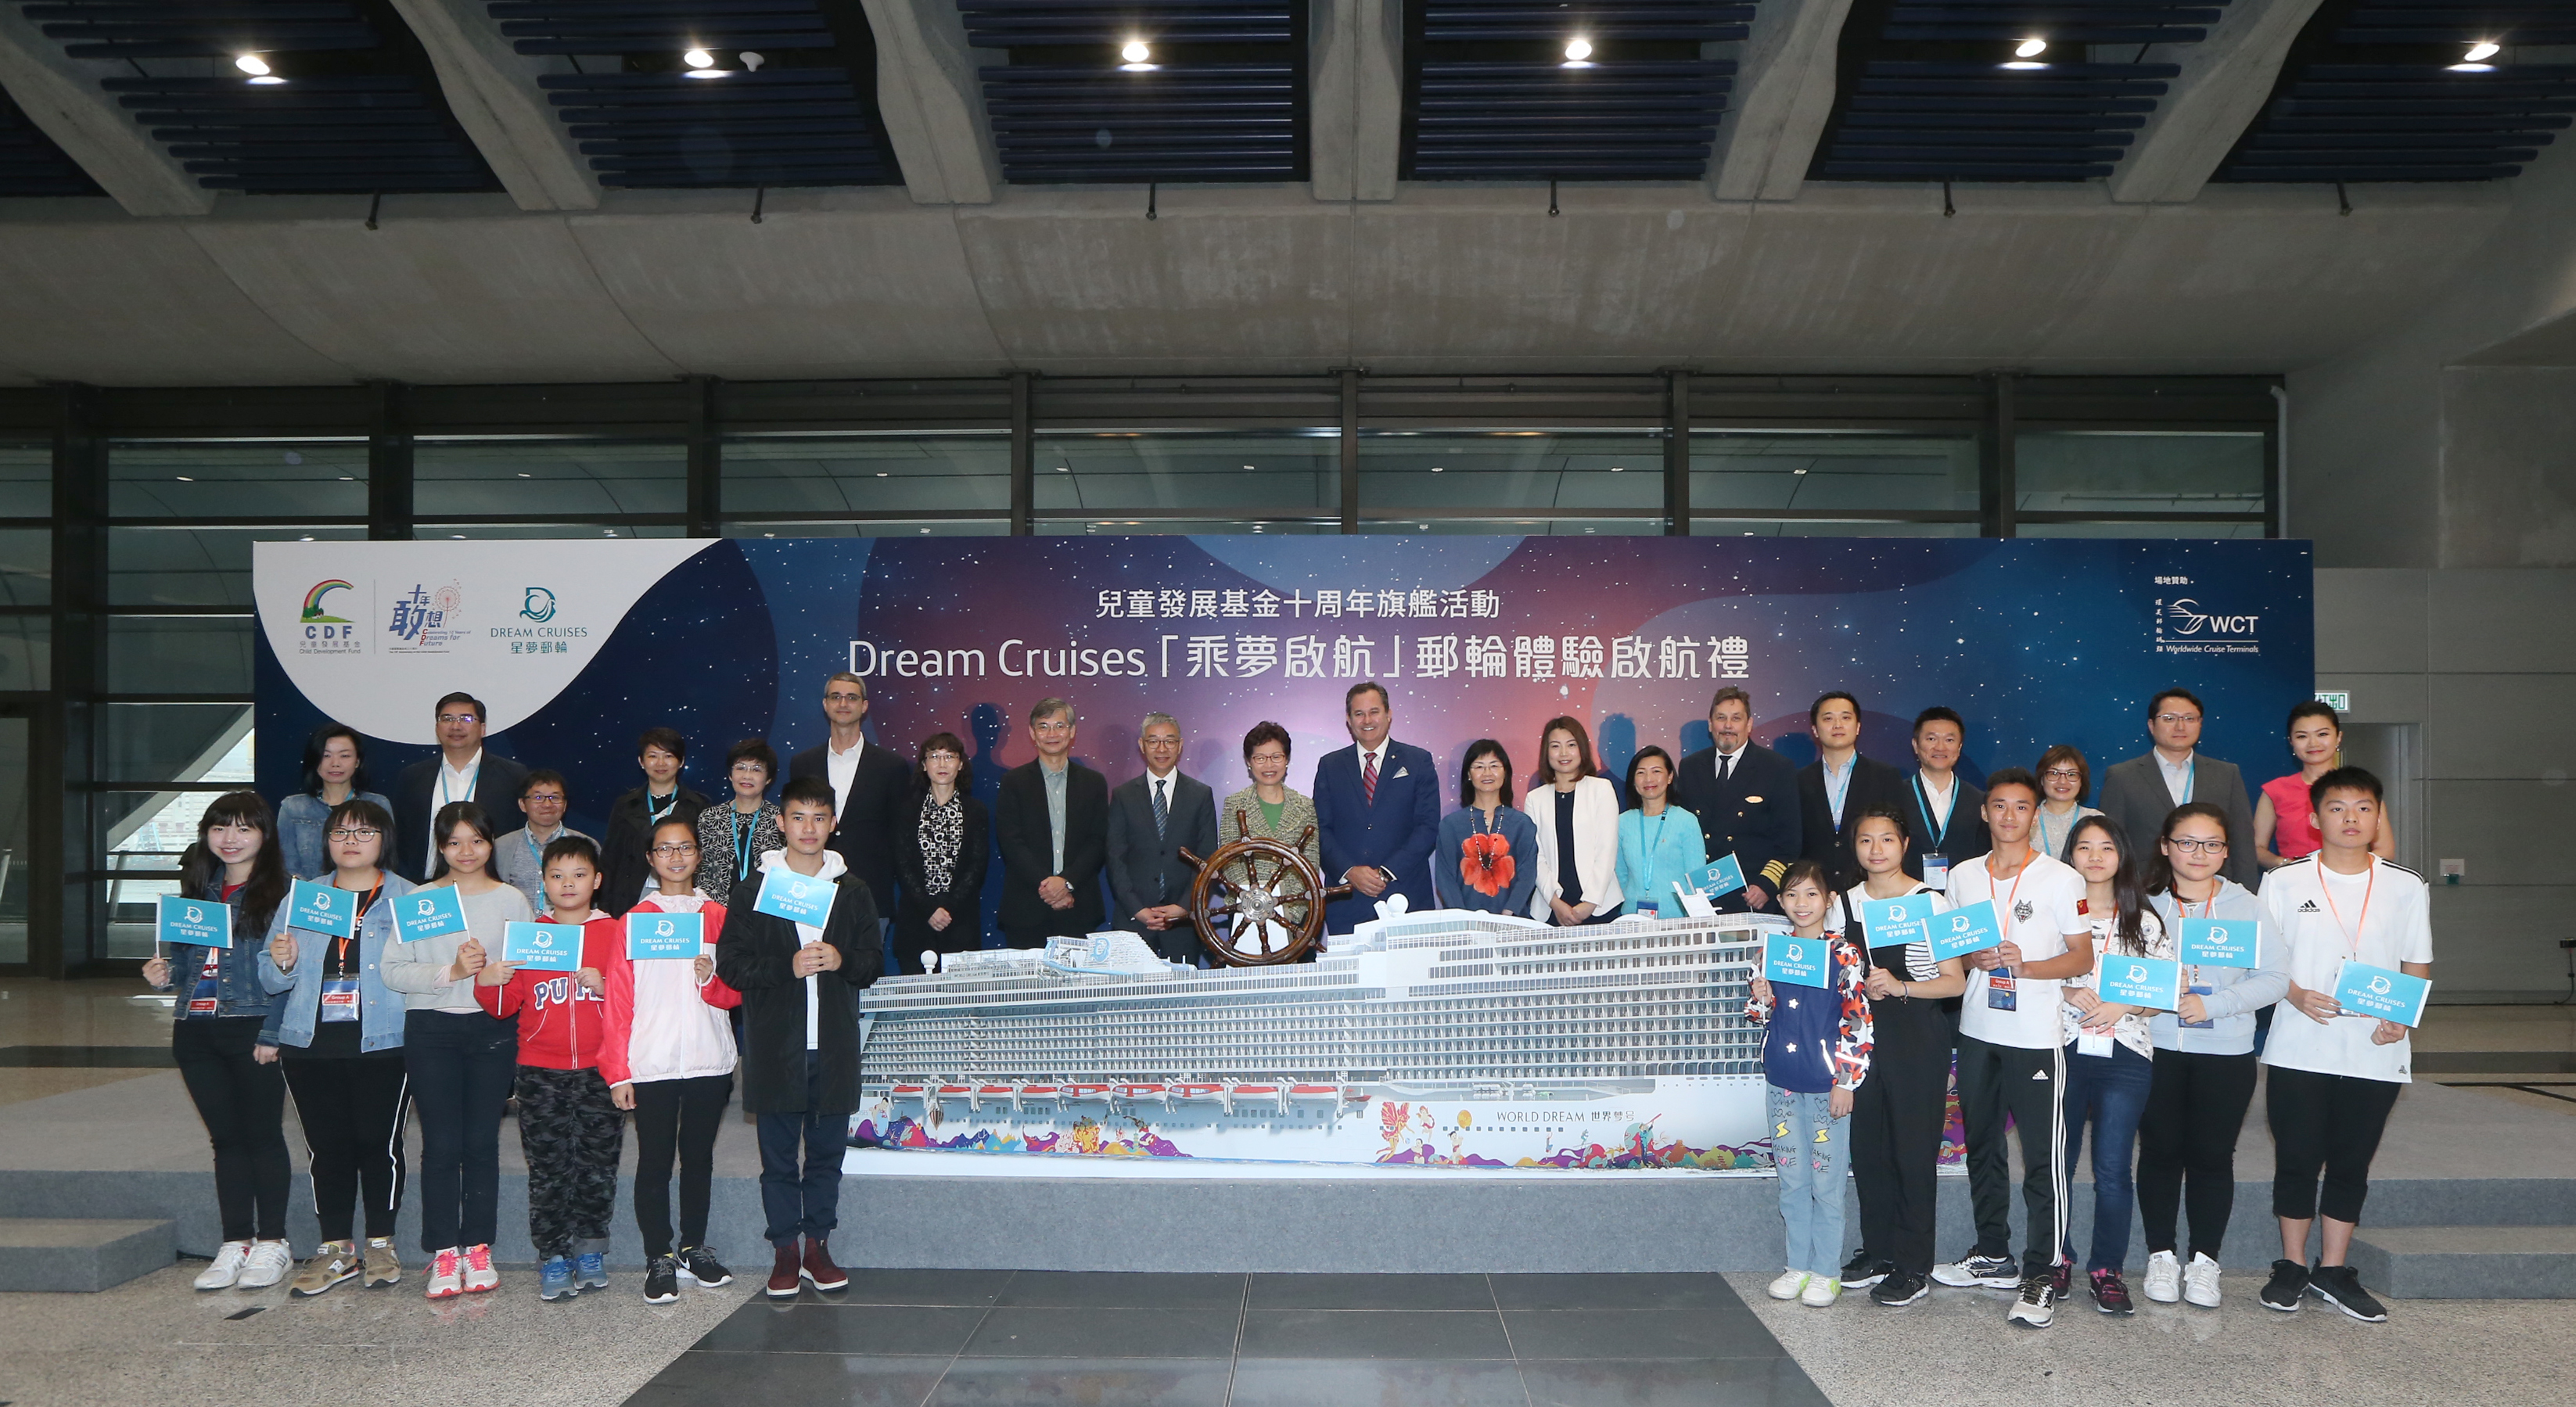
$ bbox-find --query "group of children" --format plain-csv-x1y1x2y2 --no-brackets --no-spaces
1746,754,2429,1328
148,776,881,1304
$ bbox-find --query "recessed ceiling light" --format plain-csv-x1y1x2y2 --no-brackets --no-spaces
1244,464,1256,471
2001,60,2048,70
2448,62,2495,72
1793,468,1809,475
918,527,930,534
1429,465,1444,473
338,475,353,481
876,471,889,477
299,535,314,541
2015,38,2047,58
683,68,728,80
1609,465,1623,472
2466,41,2501,63
1564,38,1592,61
247,75,286,85
684,48,714,68
234,54,269,75
1122,40,1151,63
516,472,530,478
451,533,466,540
763,532,775,538
1054,465,1069,472
174,475,193,482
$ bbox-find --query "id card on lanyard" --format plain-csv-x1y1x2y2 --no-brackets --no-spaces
319,885,377,1022
2177,896,2215,1028
1913,776,1954,888
1983,856,2030,1011
187,948,223,1017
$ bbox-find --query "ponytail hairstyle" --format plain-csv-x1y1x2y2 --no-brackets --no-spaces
2067,813,2148,955
2143,801,2232,896
181,791,290,939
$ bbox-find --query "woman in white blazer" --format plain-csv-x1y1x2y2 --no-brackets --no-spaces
1525,716,1625,924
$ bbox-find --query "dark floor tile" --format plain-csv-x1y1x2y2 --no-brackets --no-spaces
1227,1358,1530,1407
1504,1309,1782,1362
626,1350,946,1406
1522,1357,1832,1407
1490,1273,1748,1312
1238,1308,1514,1360
925,1357,1233,1406
993,1270,1244,1309
691,1301,987,1356
961,1306,1239,1359
1247,1272,1496,1312
825,1269,1019,1307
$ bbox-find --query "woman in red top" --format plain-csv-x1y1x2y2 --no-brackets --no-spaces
2255,702,2393,870
599,819,744,1303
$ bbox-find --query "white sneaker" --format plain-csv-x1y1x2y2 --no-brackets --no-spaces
2183,1253,2223,1308
236,1240,292,1290
2143,1250,2182,1304
426,1247,463,1301
195,1241,251,1291
1766,1269,1811,1301
461,1243,499,1294
1799,1276,1842,1308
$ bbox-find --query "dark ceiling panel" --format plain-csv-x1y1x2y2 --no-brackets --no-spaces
965,0,1307,184
36,0,501,194
0,87,107,196
507,0,900,188
1403,0,1750,181
2217,0,2576,182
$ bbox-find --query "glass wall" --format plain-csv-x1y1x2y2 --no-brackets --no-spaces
1359,430,1665,533
725,433,1011,535
2015,430,2268,537
1037,430,1340,532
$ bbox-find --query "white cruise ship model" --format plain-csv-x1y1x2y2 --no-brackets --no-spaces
853,905,1781,1170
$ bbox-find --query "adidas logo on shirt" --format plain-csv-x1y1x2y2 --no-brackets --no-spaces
2298,899,2322,913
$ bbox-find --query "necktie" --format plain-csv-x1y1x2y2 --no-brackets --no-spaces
1363,752,1379,805
1719,752,1734,785
1152,779,1169,902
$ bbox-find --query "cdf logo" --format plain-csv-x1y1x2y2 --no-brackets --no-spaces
297,579,362,654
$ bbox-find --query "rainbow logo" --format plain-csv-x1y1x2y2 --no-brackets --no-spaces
300,580,354,623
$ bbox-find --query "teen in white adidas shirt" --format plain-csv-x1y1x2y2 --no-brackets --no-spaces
1928,767,2093,1330
2256,766,2430,1324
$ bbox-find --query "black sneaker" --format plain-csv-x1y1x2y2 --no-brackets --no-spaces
643,1254,679,1305
2307,1264,2388,1323
1870,1268,1931,1306
676,1244,733,1289
2049,1258,2073,1300
1840,1251,1892,1289
2090,1268,2134,1315
2006,1270,2055,1329
2260,1259,2309,1312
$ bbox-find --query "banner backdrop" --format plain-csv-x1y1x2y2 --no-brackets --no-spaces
254,536,2313,933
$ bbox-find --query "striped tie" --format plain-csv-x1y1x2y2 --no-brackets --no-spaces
1363,752,1378,805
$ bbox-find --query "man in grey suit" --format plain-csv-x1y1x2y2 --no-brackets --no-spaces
2096,687,2261,890
1106,712,1220,963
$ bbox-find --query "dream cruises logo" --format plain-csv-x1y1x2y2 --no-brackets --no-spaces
387,581,468,654
2152,585,2261,657
296,580,362,655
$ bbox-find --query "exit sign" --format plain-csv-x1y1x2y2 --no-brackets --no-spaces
2315,691,2351,712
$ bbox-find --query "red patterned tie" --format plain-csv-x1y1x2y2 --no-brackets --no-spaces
1363,752,1379,806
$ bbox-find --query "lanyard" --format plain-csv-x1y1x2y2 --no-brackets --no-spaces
2168,759,2194,805
1824,759,1852,827
524,827,548,873
1913,776,1953,849
2317,860,2376,958
2176,888,2211,985
1987,855,2030,972
731,806,756,881
439,763,479,809
329,882,381,974
1640,807,1672,900
647,789,679,825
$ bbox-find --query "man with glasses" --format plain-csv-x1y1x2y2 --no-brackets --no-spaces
1106,712,1220,964
788,672,912,968
2100,688,2260,889
494,770,591,913
995,697,1110,947
392,691,530,881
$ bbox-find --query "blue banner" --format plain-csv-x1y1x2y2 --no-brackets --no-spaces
158,895,231,949
626,910,706,962
2178,917,2259,969
2334,961,2430,1028
1763,933,1831,989
2098,955,2184,1010
753,867,838,928
394,886,469,943
1861,893,1935,949
502,920,581,972
286,879,356,939
1693,855,1746,899
1929,900,2003,962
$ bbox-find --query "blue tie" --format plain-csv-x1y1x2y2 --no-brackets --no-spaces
1152,779,1169,902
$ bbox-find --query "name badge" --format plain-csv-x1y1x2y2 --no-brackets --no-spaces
286,879,357,939
319,976,360,1021
2333,960,2430,1028
502,921,581,973
753,867,837,928
395,887,470,943
188,953,221,1016
1692,854,1747,899
2178,917,2258,970
1631,899,1660,919
626,910,705,962
2182,982,2216,1029
1985,972,2017,1010
2075,1032,2114,1058
1763,934,1830,989
1863,892,1935,949
158,894,232,950
1920,852,1949,888
2097,955,2184,1010
1928,899,2002,962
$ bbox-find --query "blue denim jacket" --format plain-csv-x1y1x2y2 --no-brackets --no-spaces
257,872,414,1053
277,791,394,881
155,881,282,1025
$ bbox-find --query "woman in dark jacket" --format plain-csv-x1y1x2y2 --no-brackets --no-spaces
893,731,988,974
141,791,296,1291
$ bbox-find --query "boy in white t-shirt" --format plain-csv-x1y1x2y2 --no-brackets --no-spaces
1928,768,2094,1330
2256,767,2430,1324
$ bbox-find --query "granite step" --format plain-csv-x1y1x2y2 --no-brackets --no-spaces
2348,1226,2576,1299
0,1217,175,1292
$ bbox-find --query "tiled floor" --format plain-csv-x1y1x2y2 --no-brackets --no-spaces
629,1271,1831,1407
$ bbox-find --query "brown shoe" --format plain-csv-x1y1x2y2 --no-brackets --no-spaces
800,1237,848,1292
361,1237,401,1288
766,1241,801,1299
289,1240,360,1298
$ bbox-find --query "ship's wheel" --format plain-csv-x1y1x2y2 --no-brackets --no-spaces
1179,813,1353,966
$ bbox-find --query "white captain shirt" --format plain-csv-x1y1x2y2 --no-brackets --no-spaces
2258,854,2434,1084
1945,849,2088,1050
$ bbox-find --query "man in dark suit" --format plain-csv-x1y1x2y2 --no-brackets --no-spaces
2097,687,2260,889
391,690,530,882
1795,691,1910,891
1899,706,1987,885
1313,681,1441,934
994,696,1110,946
1670,687,1802,913
787,670,913,936
1105,712,1220,964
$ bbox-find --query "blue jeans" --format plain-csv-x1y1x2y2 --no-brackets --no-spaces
1767,1085,1850,1279
2060,1041,2154,1272
756,1050,844,1247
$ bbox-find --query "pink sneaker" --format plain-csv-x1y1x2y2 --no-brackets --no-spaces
462,1244,499,1294
426,1247,463,1300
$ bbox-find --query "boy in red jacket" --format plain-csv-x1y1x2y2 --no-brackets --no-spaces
477,835,621,1301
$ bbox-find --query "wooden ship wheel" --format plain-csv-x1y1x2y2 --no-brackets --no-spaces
1178,813,1353,967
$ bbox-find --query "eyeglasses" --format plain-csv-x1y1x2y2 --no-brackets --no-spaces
437,712,479,726
729,761,768,773
824,691,864,704
649,843,699,857
2042,767,2082,781
328,827,382,842
523,792,566,805
2153,712,2202,726
2165,838,2228,855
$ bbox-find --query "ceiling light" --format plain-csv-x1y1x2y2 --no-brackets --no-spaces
247,75,286,85
234,54,268,75
2466,41,2500,63
683,67,728,79
1608,465,1623,472
684,48,714,68
451,533,465,540
2015,38,2047,59
740,52,764,71
1244,464,1256,471
1054,465,1069,472
516,472,530,478
1122,40,1151,63
2448,62,2495,72
875,471,889,477
174,475,193,482
1429,465,1444,472
2001,60,2048,70
1564,38,1592,61
918,527,931,534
